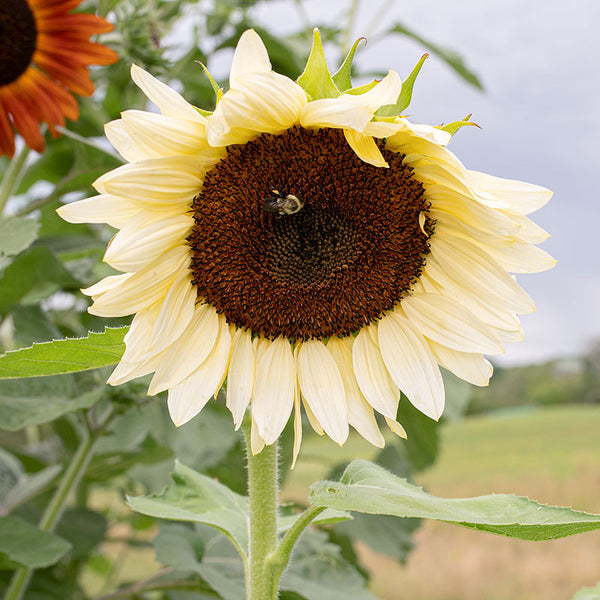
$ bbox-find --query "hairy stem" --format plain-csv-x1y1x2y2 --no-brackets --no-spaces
243,423,279,600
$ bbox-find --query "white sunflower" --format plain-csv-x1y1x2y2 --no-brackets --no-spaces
57,29,555,460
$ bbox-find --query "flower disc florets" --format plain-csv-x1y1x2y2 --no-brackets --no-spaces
189,125,431,341
58,29,555,460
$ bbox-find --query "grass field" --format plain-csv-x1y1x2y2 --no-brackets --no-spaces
284,405,600,600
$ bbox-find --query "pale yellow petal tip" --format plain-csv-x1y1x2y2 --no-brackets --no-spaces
385,417,408,439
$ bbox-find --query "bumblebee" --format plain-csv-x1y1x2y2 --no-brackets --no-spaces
263,189,304,216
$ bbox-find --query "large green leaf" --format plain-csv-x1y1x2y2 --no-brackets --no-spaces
127,461,249,558
0,247,81,315
0,217,40,259
310,460,600,540
0,327,127,379
0,516,71,569
0,376,103,430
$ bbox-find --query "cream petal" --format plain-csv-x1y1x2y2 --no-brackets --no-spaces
303,399,325,435
352,325,400,419
328,337,384,448
104,119,146,162
428,340,493,387
207,72,306,147
250,416,266,455
421,262,521,330
300,97,372,131
377,313,445,420
364,120,402,138
226,329,256,429
385,417,407,439
291,380,302,469
148,302,220,395
87,246,189,317
301,70,401,131
149,271,197,354
387,118,452,146
401,293,504,355
166,314,232,427
130,64,205,122
467,170,553,215
82,273,132,298
57,195,140,229
429,234,536,314
426,185,520,237
346,70,402,111
93,156,205,203
104,212,193,272
343,130,388,168
480,240,556,274
119,301,163,363
296,340,349,445
509,211,550,244
230,29,271,83
252,336,295,445
107,351,165,386
120,110,220,160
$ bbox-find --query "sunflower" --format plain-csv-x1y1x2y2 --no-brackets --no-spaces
0,0,118,157
58,30,554,458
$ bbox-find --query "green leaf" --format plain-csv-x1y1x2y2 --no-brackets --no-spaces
0,516,71,569
279,508,352,533
332,37,366,92
377,53,428,117
310,460,600,541
55,508,107,558
0,376,103,430
127,461,249,558
0,217,40,259
154,524,245,600
0,327,127,379
296,28,340,100
86,435,173,481
573,581,600,600
0,247,81,315
0,457,61,515
281,529,377,600
390,23,483,90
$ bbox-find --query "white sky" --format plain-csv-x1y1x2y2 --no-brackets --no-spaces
182,0,600,365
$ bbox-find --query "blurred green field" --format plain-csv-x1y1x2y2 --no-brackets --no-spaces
285,405,600,600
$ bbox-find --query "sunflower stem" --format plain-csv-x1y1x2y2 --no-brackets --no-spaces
0,144,30,216
3,414,100,600
243,423,280,600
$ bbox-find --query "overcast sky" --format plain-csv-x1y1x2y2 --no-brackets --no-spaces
182,0,600,365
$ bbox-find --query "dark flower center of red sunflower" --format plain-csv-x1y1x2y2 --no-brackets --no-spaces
0,0,37,86
189,126,433,340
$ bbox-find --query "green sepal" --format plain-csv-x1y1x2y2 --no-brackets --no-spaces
296,28,340,100
440,114,481,136
344,79,379,96
332,37,366,92
377,53,428,117
198,61,223,105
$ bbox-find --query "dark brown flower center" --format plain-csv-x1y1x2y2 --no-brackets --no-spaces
189,126,432,340
0,0,37,87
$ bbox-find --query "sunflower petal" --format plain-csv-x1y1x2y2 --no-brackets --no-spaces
252,337,295,445
297,340,349,445
227,329,256,429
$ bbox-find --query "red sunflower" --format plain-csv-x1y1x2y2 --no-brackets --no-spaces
0,0,118,157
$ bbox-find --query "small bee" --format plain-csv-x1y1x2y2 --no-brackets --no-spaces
263,189,304,216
